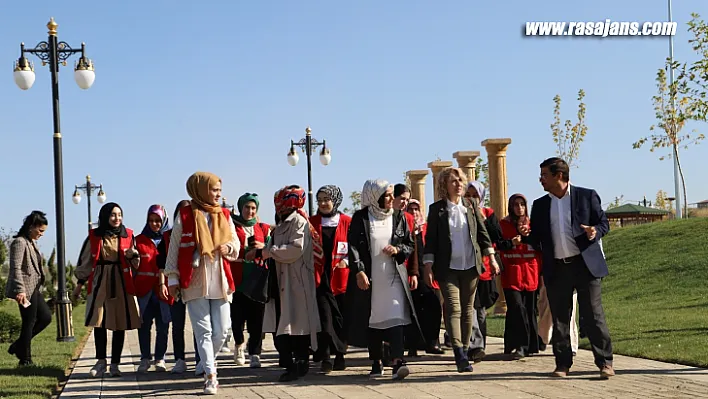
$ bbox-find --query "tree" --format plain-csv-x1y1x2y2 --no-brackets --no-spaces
43,248,57,300
633,60,705,218
551,89,588,168
341,191,362,215
607,195,624,210
0,228,9,275
655,190,670,210
474,157,491,207
685,13,708,120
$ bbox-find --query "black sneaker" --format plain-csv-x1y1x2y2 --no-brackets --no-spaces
333,355,346,371
278,371,299,382
468,348,485,363
369,361,384,378
391,360,409,381
320,360,333,374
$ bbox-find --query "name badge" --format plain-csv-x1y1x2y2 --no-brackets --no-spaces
336,242,348,255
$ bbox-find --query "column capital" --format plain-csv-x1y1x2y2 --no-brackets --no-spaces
427,160,453,172
406,169,429,183
452,151,480,167
481,138,512,155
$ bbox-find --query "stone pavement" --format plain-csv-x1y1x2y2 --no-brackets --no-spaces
59,319,708,399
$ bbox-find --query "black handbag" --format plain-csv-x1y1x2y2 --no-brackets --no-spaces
238,258,270,303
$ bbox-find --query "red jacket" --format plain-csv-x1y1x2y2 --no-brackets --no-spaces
134,234,174,305
478,207,496,282
87,228,137,296
177,205,236,292
417,223,440,290
309,213,351,296
499,218,541,291
231,222,270,289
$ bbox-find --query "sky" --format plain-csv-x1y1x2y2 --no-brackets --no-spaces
1,0,707,261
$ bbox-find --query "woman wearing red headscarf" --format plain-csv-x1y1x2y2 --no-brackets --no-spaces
499,193,542,359
245,185,321,382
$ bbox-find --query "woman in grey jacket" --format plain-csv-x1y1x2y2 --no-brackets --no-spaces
5,211,51,366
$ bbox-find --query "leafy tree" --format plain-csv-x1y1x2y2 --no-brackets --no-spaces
551,89,588,168
655,190,670,210
633,60,704,218
474,157,491,207
342,191,362,215
685,13,708,120
43,248,57,300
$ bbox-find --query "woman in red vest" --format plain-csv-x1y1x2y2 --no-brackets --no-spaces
230,192,270,368
165,172,240,395
73,202,141,378
135,204,172,373
406,199,445,356
499,193,542,359
310,185,350,373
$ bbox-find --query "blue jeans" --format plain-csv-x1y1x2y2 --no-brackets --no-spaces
187,297,230,377
170,299,200,363
138,293,170,361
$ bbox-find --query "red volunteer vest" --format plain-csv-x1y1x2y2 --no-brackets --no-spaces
499,218,541,291
177,206,236,292
134,234,174,305
478,207,496,282
309,213,351,296
87,228,137,296
417,223,440,290
231,222,270,288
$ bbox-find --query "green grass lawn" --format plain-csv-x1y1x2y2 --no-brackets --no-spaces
0,300,88,399
486,217,708,367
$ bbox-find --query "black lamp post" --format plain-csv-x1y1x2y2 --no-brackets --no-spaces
286,126,332,216
13,17,96,342
72,175,106,232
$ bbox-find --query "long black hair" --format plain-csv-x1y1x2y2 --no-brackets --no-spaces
15,210,48,239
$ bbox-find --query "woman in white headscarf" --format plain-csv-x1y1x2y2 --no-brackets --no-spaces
345,179,419,381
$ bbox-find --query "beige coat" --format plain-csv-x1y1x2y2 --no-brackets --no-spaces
262,211,321,351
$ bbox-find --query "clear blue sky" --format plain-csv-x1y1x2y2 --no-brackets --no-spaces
1,0,706,260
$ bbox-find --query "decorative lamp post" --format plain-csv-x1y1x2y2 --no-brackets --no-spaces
13,17,96,342
286,126,331,215
72,175,106,231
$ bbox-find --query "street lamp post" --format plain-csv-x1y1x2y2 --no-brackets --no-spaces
286,126,332,216
72,175,106,231
13,17,96,342
221,197,235,213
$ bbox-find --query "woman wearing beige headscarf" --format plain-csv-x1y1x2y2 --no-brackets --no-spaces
165,172,240,395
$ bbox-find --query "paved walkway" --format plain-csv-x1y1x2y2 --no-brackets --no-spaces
59,320,708,399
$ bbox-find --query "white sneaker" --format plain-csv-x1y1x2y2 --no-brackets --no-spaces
137,359,151,373
109,364,122,377
234,346,246,366
195,361,205,377
154,359,167,372
203,377,218,395
249,355,261,368
171,359,187,374
90,359,107,377
220,346,232,354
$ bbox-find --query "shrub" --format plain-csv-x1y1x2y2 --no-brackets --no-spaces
0,311,22,343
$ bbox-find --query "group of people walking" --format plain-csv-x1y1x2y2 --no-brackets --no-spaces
4,157,616,396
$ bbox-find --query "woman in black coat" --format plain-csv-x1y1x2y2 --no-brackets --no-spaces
345,179,421,381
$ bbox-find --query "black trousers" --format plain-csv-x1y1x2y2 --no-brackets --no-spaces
368,326,405,361
547,256,613,369
94,327,126,364
274,334,310,369
405,283,441,350
15,289,52,362
503,289,539,355
230,292,265,355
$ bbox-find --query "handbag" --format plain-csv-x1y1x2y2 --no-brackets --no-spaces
238,257,270,303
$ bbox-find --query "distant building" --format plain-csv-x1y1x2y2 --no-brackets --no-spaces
605,204,669,227
697,200,708,209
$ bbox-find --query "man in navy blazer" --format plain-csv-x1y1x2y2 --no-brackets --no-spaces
520,157,614,379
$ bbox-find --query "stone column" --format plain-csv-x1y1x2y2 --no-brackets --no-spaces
427,160,453,202
481,139,512,219
406,169,429,211
482,138,512,316
452,151,480,184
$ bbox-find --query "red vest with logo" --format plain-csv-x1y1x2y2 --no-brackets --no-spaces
499,218,541,291
232,222,270,288
309,213,351,296
134,234,174,305
177,206,236,292
87,228,137,296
